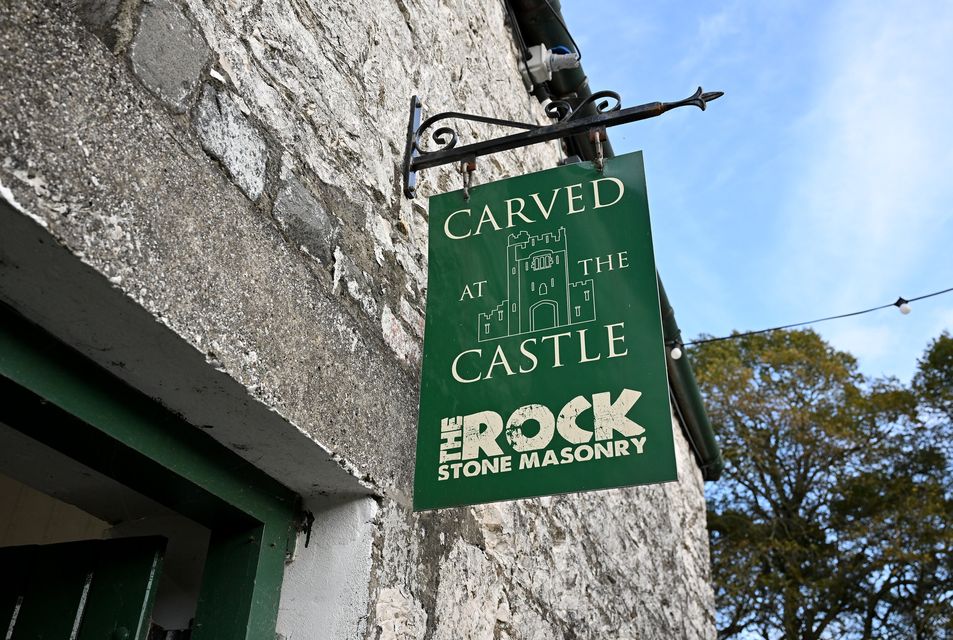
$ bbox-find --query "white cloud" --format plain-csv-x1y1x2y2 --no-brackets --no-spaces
769,0,953,379
561,0,953,380
928,305,953,336
822,321,892,365
676,2,746,74
778,1,953,305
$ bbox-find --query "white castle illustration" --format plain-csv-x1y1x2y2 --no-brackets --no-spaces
478,227,595,342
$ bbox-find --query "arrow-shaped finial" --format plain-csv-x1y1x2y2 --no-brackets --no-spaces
661,87,725,113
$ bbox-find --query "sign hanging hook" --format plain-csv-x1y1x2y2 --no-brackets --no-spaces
458,158,477,200
589,127,608,172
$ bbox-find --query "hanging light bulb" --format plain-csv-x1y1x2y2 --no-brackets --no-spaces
670,346,683,360
894,297,911,315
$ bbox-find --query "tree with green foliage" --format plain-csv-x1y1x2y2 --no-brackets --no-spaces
914,332,953,425
692,329,952,639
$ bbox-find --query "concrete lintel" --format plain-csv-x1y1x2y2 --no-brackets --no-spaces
0,198,369,499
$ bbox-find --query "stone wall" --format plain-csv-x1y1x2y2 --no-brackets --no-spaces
373,414,713,639
0,0,715,637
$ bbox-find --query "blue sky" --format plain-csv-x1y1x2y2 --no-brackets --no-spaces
560,0,953,382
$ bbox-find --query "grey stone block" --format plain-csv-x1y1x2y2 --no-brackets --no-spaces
273,177,338,266
129,0,209,113
72,0,122,41
195,85,267,201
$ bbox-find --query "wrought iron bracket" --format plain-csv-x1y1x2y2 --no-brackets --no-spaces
402,87,723,198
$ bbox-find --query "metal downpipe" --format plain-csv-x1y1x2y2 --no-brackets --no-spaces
658,279,724,480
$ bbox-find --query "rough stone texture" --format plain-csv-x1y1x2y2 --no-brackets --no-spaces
0,1,715,638
369,416,714,640
129,0,209,113
195,84,267,200
273,176,338,266
178,0,553,337
72,0,121,41
381,304,421,368
376,587,428,639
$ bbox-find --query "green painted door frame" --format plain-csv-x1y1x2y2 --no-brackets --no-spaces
0,303,299,640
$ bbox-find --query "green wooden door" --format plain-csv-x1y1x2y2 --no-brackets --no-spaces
0,536,165,640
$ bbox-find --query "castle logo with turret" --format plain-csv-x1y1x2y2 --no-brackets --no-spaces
478,227,595,342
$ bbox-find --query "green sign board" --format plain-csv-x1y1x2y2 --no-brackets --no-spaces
414,151,676,511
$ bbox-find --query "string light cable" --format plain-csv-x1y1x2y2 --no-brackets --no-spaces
666,285,953,360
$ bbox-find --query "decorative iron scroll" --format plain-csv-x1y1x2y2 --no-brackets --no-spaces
414,112,537,154
402,87,723,198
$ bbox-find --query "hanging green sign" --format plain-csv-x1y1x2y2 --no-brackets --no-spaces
413,151,676,511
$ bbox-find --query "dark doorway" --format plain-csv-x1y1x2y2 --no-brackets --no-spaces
530,301,557,331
